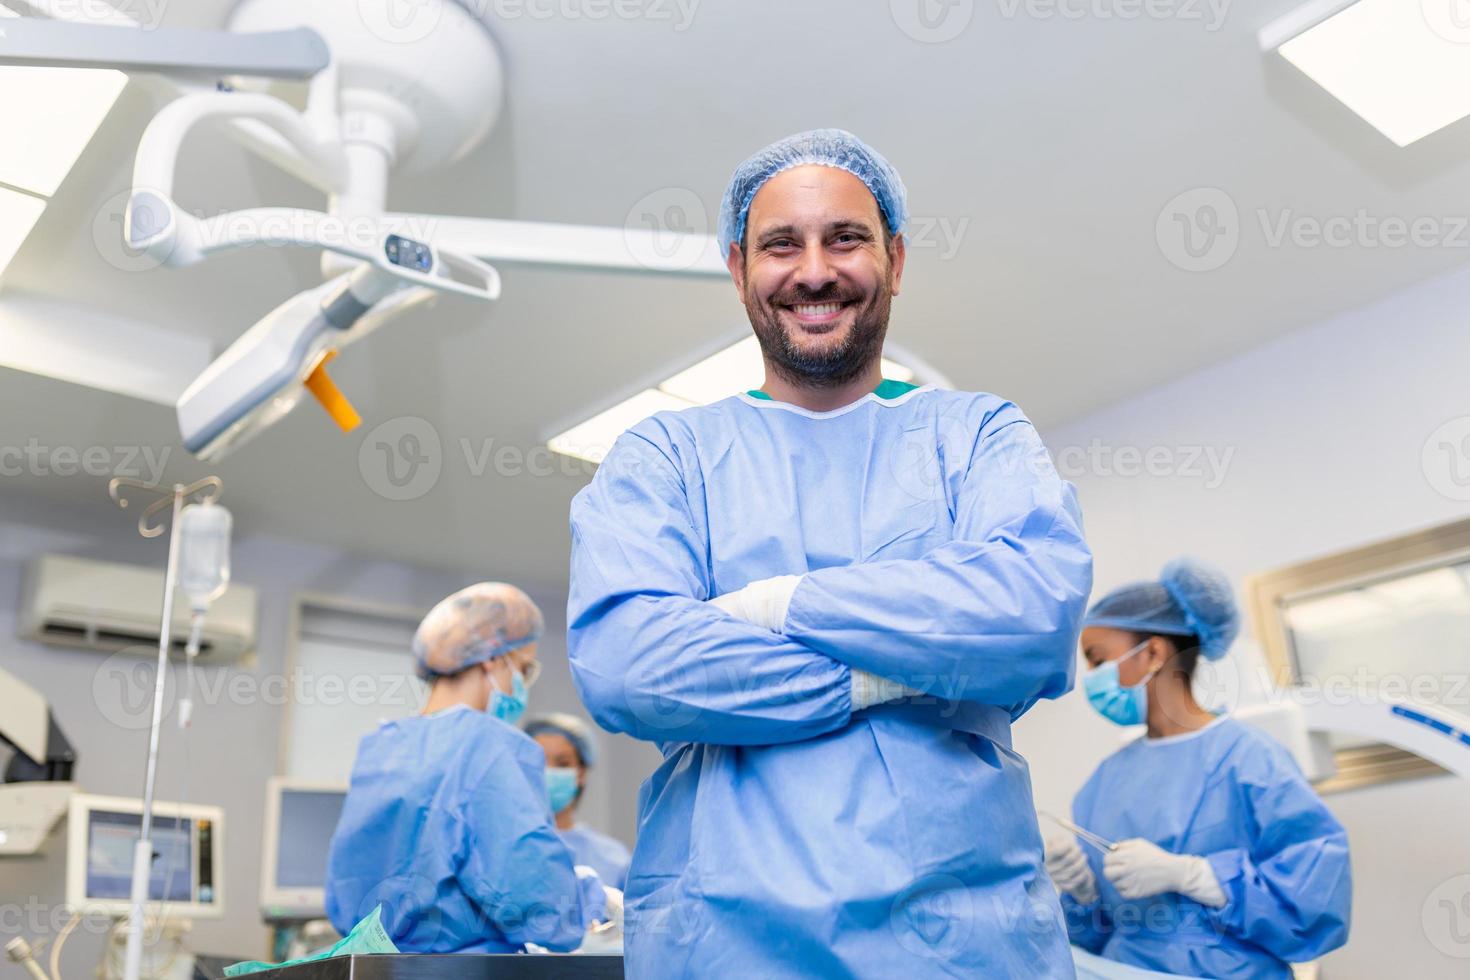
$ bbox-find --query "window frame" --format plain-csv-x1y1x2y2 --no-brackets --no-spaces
1246,516,1470,793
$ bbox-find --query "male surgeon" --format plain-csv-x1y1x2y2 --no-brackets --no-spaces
568,130,1093,977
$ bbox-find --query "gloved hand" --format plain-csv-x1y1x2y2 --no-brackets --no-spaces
851,669,922,710
708,575,803,631
1044,833,1098,904
1103,839,1226,907
596,885,624,936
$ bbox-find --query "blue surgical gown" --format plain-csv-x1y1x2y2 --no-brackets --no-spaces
325,706,605,952
1064,717,1352,978
560,825,632,891
568,385,1094,978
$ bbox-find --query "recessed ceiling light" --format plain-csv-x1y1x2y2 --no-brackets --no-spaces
0,186,48,278
1262,0,1470,147
0,63,127,197
0,2,128,276
547,388,692,466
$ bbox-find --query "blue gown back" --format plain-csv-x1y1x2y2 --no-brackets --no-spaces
325,707,602,953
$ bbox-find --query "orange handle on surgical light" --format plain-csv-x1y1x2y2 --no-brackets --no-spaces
303,351,361,433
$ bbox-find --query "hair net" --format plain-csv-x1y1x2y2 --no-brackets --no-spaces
412,582,544,681
1082,558,1241,661
524,712,599,768
716,128,909,259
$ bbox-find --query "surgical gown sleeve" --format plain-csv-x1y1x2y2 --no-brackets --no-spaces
455,743,606,952
568,427,855,746
783,404,1092,713
1199,748,1352,960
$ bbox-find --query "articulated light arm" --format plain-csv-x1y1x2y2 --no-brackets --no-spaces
126,90,349,266
380,212,730,278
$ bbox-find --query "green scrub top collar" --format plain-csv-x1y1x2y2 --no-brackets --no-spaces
746,379,919,402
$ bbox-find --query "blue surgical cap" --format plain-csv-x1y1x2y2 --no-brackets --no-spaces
524,712,599,768
413,582,544,681
716,128,909,259
1083,558,1241,661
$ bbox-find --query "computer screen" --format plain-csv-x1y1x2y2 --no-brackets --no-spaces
260,778,346,920
274,789,345,889
67,794,224,918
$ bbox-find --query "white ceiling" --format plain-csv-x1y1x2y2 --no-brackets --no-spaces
6,0,1470,585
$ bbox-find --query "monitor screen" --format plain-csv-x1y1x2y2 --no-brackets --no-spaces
67,794,223,918
273,789,346,890
86,810,206,903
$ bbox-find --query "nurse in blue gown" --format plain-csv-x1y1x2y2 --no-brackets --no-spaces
568,130,1094,978
1046,560,1352,978
525,712,632,890
325,583,605,953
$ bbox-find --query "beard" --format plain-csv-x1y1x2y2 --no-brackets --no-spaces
744,279,893,389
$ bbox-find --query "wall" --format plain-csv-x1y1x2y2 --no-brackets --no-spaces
0,489,652,973
1016,260,1470,979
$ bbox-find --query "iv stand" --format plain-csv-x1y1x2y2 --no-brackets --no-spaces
107,476,223,980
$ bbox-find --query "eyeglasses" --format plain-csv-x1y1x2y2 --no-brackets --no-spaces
520,659,542,688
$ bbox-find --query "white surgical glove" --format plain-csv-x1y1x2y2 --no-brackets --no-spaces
1103,838,1226,907
1044,833,1098,904
597,885,624,935
708,579,923,710
708,575,803,631
851,669,923,710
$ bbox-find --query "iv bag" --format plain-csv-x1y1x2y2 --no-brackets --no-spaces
178,501,232,609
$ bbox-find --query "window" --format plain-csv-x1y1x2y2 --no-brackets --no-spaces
1248,517,1470,792
278,596,427,785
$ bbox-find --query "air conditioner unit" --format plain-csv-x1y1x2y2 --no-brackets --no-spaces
18,555,257,665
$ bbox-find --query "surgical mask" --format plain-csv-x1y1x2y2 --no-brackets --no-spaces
1083,640,1154,726
490,669,528,724
545,766,579,814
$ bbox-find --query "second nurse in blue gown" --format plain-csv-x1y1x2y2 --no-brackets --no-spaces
1047,559,1352,978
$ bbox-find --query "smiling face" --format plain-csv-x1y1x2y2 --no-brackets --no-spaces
729,165,906,388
